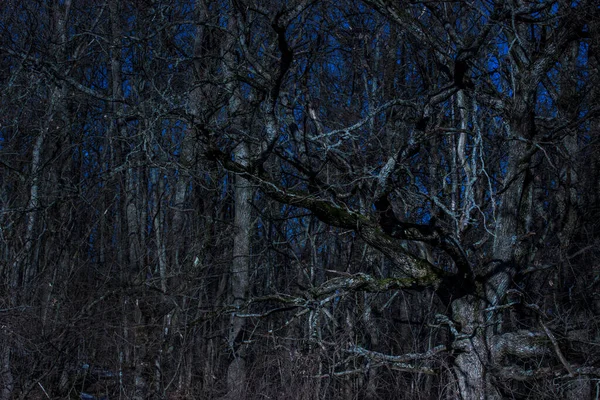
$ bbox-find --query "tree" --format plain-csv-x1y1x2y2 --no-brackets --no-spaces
202,0,600,398
1,0,600,399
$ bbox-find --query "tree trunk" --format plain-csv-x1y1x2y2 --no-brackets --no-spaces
451,90,536,397
0,345,13,400
226,141,252,399
219,5,252,398
452,296,501,400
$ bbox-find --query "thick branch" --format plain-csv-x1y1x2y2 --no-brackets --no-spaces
348,344,447,364
492,330,550,360
375,195,474,286
208,149,445,285
495,365,600,381
311,273,438,296
270,13,294,105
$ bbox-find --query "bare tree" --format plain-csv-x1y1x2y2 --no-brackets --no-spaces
1,0,600,399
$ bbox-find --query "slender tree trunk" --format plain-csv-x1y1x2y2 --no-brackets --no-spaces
0,343,13,400
109,1,148,397
219,5,252,398
227,142,252,399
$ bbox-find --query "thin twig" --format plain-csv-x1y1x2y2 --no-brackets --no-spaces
540,319,574,377
37,383,50,399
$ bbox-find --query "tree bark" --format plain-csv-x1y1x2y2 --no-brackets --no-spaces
223,6,251,398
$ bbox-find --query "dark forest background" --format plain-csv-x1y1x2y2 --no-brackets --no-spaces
1,0,600,399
